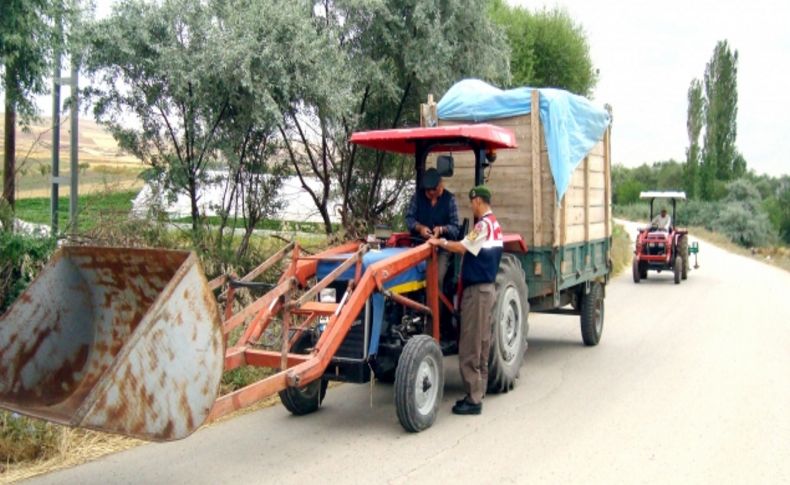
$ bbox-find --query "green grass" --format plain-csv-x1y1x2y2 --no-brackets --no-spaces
14,190,138,233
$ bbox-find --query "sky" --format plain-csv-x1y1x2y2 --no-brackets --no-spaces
11,0,789,177
512,0,790,176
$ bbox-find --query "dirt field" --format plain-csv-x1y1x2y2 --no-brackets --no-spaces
0,115,145,199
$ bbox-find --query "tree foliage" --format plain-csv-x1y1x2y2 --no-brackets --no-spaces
685,78,704,199
82,0,292,241
487,0,597,96
1,0,56,209
279,0,511,234
700,40,740,198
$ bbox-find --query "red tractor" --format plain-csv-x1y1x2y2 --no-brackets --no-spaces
632,191,692,284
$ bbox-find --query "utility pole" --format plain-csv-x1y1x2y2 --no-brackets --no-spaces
69,59,79,234
51,9,62,235
50,7,80,236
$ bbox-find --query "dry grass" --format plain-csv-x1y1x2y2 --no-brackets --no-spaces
610,223,632,276
1,426,141,484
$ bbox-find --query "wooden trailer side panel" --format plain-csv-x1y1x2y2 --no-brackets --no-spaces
436,113,557,248
436,118,611,249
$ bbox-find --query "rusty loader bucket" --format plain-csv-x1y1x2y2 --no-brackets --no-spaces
0,246,224,441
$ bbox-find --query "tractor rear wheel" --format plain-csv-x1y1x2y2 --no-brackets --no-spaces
580,282,605,346
679,236,689,280
674,256,682,284
279,335,328,416
395,335,444,432
488,254,529,394
632,259,641,283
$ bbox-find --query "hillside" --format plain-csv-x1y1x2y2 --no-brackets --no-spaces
0,114,141,165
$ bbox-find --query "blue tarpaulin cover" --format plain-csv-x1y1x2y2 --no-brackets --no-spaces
316,248,426,355
437,79,610,200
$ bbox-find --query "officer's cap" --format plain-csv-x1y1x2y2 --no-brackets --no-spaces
469,185,492,202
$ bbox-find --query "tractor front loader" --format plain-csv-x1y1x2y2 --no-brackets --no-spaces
0,124,521,441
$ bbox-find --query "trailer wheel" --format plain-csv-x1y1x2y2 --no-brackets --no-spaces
674,256,682,284
395,335,444,432
632,258,641,283
279,335,328,416
580,282,604,346
488,254,529,394
679,236,689,279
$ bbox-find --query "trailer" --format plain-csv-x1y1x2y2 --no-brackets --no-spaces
434,80,613,341
0,81,612,441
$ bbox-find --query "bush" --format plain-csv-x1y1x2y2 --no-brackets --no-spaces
713,202,775,247
0,232,57,313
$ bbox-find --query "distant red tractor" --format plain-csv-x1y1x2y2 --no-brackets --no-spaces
632,191,697,284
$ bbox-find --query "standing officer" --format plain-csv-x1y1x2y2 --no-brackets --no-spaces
429,185,502,415
405,167,460,286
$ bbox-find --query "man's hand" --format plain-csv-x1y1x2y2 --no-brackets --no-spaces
427,238,444,247
418,225,433,239
432,226,443,237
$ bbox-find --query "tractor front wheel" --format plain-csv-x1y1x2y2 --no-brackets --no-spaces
279,335,328,415
279,378,328,416
580,282,605,346
488,254,529,394
632,259,641,283
395,335,444,432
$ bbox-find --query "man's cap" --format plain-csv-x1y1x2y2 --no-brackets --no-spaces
422,168,440,189
469,185,492,201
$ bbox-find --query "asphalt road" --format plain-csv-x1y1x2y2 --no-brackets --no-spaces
27,226,790,484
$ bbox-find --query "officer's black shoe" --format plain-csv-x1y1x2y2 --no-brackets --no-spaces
452,397,482,415
455,395,484,406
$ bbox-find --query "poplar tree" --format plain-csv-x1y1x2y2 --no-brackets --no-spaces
685,78,704,199
702,40,739,195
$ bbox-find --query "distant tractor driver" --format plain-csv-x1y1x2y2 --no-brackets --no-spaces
651,208,671,231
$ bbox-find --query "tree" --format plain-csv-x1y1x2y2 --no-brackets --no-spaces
702,40,739,187
83,0,234,233
487,1,597,96
0,0,56,211
280,0,511,234
685,78,704,199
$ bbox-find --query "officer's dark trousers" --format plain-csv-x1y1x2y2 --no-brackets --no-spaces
459,282,496,404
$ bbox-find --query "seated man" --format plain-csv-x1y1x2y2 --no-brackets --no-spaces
405,168,460,286
651,208,671,232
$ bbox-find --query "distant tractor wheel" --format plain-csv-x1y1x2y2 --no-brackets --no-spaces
674,256,682,284
580,282,605,346
279,335,328,416
640,262,648,279
395,335,444,432
679,236,689,279
488,254,529,394
632,259,641,283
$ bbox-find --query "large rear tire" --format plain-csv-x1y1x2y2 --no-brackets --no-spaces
632,258,641,283
395,335,444,432
674,256,682,284
679,236,689,280
580,282,605,346
487,254,529,394
279,335,328,416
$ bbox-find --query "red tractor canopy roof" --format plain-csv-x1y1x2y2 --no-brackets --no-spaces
350,124,517,154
